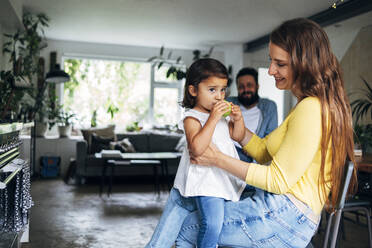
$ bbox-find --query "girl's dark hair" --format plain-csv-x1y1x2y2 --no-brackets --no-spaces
270,18,356,212
182,58,228,109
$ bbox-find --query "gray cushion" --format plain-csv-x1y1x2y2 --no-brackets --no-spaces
148,132,182,152
117,132,150,152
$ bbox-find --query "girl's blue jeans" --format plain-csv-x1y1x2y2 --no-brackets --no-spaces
195,196,225,248
145,188,318,248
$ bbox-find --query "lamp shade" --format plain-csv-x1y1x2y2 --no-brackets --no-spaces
45,64,70,83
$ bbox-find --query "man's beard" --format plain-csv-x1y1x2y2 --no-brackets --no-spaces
238,91,259,107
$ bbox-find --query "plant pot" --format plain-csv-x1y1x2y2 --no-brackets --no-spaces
58,125,71,137
35,122,48,137
354,143,363,157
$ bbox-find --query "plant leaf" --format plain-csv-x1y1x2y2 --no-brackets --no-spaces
157,61,164,70
147,56,158,62
167,51,172,60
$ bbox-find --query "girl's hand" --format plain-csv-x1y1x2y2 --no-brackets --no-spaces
190,143,220,166
230,104,243,122
209,100,230,121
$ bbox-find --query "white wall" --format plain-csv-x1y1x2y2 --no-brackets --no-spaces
9,0,23,21
218,43,244,97
0,0,23,71
324,11,372,61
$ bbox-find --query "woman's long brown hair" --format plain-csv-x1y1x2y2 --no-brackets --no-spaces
270,18,357,211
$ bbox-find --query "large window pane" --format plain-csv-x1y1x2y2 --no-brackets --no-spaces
63,59,150,131
153,88,179,126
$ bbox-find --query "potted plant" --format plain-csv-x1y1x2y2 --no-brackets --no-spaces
353,124,372,155
0,12,49,124
56,109,76,137
350,77,372,154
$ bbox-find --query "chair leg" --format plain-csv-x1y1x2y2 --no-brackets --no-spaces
330,210,343,248
323,212,335,248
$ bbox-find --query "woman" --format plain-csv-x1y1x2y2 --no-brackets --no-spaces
146,18,357,248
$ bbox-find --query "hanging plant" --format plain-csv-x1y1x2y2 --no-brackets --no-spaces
147,46,233,87
147,46,214,81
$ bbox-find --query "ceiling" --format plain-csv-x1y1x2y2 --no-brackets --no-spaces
23,0,337,49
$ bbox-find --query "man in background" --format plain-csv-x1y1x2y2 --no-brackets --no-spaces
227,67,278,162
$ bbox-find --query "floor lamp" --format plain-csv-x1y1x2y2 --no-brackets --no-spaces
32,64,70,177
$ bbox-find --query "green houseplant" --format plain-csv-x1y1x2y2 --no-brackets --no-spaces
350,77,372,153
148,46,233,86
57,109,76,137
0,12,49,124
48,103,76,137
148,46,214,80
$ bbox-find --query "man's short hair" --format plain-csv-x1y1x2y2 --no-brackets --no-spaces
236,67,258,85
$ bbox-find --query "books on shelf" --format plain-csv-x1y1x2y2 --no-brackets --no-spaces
101,149,122,158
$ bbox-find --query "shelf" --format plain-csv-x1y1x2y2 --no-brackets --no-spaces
0,123,23,135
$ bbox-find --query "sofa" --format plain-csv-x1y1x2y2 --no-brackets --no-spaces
76,126,184,183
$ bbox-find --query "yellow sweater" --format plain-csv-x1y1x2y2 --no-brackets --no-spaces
244,97,331,215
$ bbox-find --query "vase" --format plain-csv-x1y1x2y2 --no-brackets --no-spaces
35,122,48,137
58,125,71,137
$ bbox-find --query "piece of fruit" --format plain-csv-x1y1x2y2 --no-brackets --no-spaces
223,100,232,117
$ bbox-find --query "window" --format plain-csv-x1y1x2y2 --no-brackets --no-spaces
62,57,184,131
151,64,184,127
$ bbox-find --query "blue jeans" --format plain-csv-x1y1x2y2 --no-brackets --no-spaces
195,196,225,248
145,188,197,248
145,188,318,248
176,189,319,248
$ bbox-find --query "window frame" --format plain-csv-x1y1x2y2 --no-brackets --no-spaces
56,54,184,128
150,63,184,126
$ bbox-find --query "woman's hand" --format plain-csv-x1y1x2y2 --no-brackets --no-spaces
190,143,220,167
191,142,250,181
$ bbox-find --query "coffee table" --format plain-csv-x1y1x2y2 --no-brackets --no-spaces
95,152,181,196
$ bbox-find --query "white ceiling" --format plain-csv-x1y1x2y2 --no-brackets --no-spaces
23,0,337,49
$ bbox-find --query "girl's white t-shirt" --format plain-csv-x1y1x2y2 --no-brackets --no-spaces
173,109,246,201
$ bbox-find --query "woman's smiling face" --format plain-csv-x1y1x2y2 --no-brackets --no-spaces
268,42,294,91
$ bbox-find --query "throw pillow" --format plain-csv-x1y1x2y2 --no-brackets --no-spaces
81,125,116,154
110,138,136,153
90,133,115,154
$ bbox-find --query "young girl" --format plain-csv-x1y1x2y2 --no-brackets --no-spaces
172,58,246,248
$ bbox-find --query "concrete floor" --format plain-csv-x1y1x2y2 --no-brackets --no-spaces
24,178,168,248
23,178,371,248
